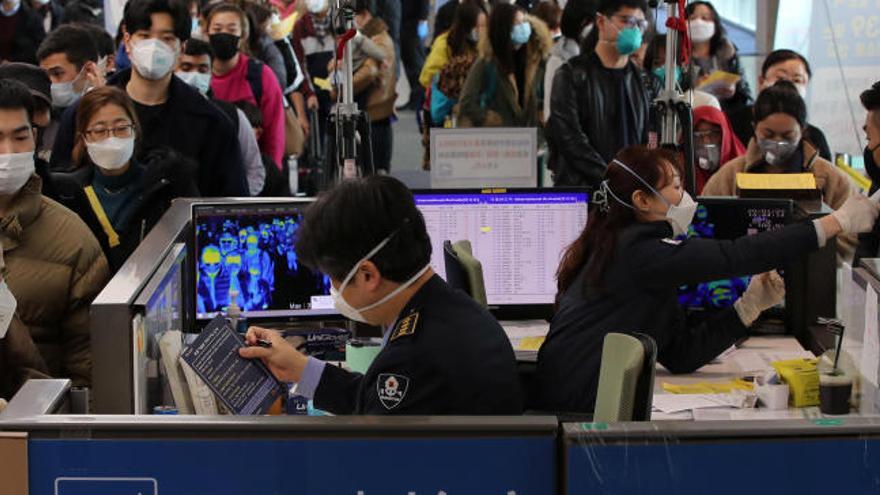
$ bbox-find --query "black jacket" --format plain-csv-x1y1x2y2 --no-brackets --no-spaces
728,104,832,162
535,220,820,413
1,4,45,64
401,0,430,22
50,69,249,197
52,148,200,273
546,52,651,188
34,0,64,32
314,275,523,415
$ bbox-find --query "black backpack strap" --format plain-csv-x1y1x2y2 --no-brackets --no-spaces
246,57,264,104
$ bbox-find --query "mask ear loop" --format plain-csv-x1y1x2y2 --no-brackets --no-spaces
612,158,677,207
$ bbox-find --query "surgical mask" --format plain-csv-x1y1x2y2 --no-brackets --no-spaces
615,26,642,56
176,70,212,95
306,0,327,14
757,138,800,166
511,21,531,46
0,0,20,16
696,143,721,172
0,281,16,340
86,136,134,170
330,232,431,324
652,66,682,86
51,68,86,108
130,38,178,80
610,159,698,237
209,33,240,61
0,152,35,196
688,19,715,43
191,17,202,38
468,29,479,42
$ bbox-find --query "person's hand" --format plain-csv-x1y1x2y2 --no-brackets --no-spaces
238,326,308,383
307,94,319,110
735,271,785,326
713,83,736,99
830,193,880,235
0,398,6,412
327,59,338,73
380,59,390,71
298,115,310,139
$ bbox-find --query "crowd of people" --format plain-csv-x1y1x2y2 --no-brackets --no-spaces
2,0,880,416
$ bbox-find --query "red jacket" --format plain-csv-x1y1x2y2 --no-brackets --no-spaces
693,105,746,194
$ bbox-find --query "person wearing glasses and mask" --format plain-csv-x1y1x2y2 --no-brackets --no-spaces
690,104,744,194
546,0,651,188
53,87,199,274
534,146,880,414
239,176,523,415
703,81,857,263
50,0,248,197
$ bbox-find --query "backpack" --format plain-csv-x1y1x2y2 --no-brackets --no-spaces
245,57,264,104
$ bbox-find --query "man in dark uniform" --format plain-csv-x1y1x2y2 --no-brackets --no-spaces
240,176,523,414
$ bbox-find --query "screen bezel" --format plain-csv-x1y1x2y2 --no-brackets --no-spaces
189,200,340,327
412,187,590,321
685,196,796,327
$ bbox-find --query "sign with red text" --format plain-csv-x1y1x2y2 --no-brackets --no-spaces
430,128,538,188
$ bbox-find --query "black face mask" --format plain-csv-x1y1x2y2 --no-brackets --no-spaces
209,33,240,61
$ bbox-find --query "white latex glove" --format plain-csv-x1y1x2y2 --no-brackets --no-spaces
735,271,785,326
831,194,880,235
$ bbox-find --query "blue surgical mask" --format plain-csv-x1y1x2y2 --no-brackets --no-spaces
652,66,682,86
511,21,531,46
616,27,642,56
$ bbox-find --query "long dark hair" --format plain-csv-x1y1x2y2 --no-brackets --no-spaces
685,1,727,56
245,2,272,56
556,146,682,300
488,3,523,75
448,3,483,57
753,80,806,128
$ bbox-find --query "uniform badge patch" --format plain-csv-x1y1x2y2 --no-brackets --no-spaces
377,373,410,410
390,311,419,342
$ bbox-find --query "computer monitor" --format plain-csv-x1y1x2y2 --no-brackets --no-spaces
191,202,337,323
678,198,794,320
413,188,589,319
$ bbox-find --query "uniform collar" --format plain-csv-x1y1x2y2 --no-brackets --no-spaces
384,274,442,340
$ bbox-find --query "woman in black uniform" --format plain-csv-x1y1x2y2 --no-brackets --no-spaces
535,146,880,413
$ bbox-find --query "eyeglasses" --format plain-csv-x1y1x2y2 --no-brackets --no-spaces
613,14,649,34
694,129,722,142
83,124,134,141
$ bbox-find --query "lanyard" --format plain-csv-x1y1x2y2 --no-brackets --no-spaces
83,185,121,248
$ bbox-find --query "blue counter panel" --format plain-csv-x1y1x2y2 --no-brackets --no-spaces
31,437,555,494
567,437,880,494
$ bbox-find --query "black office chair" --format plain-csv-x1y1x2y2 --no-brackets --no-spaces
631,332,657,421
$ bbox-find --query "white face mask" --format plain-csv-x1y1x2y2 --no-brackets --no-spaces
330,232,431,324
688,19,715,43
306,0,327,14
86,136,135,170
51,66,87,108
130,38,178,81
0,152,34,196
580,23,594,42
0,281,17,340
175,70,212,95
610,159,698,237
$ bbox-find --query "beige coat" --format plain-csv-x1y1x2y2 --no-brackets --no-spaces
350,17,397,122
702,139,857,262
2,175,110,387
